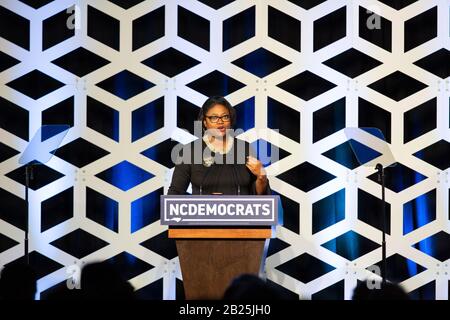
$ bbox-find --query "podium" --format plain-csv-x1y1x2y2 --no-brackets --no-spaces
170,228,271,299
161,195,279,300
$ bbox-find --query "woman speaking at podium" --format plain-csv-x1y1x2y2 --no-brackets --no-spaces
168,96,271,196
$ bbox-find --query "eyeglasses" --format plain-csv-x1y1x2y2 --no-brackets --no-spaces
205,114,231,123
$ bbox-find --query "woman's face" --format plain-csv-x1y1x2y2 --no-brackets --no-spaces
203,104,232,137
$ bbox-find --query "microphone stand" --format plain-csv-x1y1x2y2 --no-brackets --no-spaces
375,163,387,284
25,163,34,265
200,160,214,195
231,165,241,196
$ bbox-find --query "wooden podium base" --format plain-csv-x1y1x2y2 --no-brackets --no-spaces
171,228,271,300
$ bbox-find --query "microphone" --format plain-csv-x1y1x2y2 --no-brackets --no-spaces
199,155,214,195
230,164,241,195
230,141,241,196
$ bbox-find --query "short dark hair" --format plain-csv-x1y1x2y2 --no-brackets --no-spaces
0,263,37,300
197,96,236,130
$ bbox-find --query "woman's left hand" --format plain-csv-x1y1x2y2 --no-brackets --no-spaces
246,156,266,178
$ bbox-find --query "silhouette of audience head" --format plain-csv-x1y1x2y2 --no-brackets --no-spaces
223,274,292,300
0,263,37,300
352,281,409,300
80,261,135,300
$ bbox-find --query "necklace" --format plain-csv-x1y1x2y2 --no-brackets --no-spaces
203,134,233,154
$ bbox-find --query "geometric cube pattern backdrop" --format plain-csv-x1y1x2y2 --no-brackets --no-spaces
0,0,449,300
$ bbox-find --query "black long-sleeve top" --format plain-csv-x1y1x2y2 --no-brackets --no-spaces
167,137,271,195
